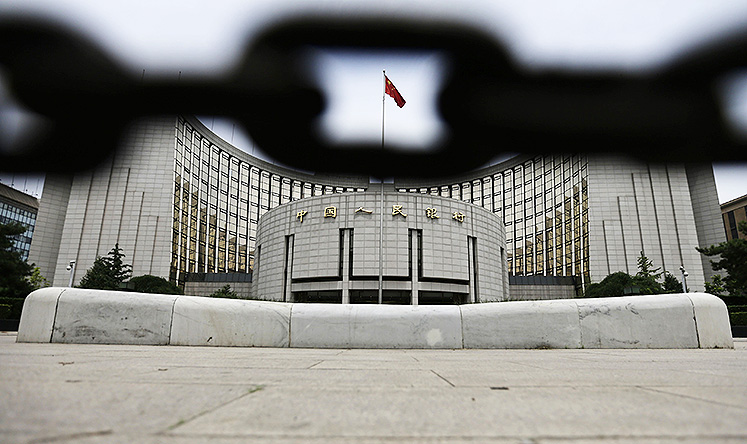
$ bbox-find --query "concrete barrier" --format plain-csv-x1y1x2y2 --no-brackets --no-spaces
290,304,462,349
17,287,65,343
576,295,699,348
461,299,581,349
171,296,290,347
52,289,177,345
688,293,734,349
15,289,733,349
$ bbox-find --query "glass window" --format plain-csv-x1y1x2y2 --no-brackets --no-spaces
472,180,481,205
462,183,471,202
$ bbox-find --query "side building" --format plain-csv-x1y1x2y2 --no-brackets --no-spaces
29,116,724,298
396,157,724,293
721,194,747,241
29,116,368,289
0,182,39,262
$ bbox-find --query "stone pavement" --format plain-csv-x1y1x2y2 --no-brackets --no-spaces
1,333,746,443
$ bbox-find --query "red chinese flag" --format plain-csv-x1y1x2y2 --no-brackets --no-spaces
384,75,406,108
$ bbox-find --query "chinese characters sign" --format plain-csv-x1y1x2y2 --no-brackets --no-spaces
295,204,465,223
392,205,407,218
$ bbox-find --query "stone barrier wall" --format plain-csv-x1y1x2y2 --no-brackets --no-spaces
17,288,733,349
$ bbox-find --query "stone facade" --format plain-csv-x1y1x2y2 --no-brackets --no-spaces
28,174,71,279
183,281,253,298
31,116,367,287
31,117,176,286
253,191,508,304
507,276,577,301
398,155,724,292
584,157,721,292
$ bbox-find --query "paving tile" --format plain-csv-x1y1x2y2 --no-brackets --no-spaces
1,336,746,444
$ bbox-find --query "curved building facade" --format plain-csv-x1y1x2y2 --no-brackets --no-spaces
253,191,507,304
397,155,589,282
30,115,724,298
170,117,367,284
395,156,723,293
30,116,368,289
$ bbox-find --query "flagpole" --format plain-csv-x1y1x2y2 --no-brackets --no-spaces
379,70,385,305
381,70,386,149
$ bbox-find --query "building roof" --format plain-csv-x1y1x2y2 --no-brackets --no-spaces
721,193,747,212
0,182,39,212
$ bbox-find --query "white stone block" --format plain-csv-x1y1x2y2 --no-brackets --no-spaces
290,304,462,349
576,295,699,349
170,297,290,347
52,289,177,345
16,287,65,343
461,300,581,349
686,293,734,349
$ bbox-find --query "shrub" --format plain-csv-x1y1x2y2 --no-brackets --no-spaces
0,297,26,319
730,312,747,326
583,272,635,298
209,284,240,299
126,275,182,295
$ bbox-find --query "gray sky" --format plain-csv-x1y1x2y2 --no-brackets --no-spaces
1,0,747,202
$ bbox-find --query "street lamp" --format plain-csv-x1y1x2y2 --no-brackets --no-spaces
66,260,76,287
679,265,688,293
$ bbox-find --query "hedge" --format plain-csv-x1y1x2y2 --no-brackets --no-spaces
730,312,747,326
716,296,747,306
0,298,26,319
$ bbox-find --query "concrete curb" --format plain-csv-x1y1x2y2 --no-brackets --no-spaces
575,295,699,348
171,296,291,347
290,304,462,349
16,289,734,349
16,287,63,343
461,299,581,349
687,293,734,348
53,289,176,345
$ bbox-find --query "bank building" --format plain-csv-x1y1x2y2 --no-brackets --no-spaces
28,116,725,303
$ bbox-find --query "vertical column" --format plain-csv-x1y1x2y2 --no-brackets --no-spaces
410,230,419,306
378,182,384,304
282,235,294,303
468,236,477,303
501,247,509,301
341,229,351,304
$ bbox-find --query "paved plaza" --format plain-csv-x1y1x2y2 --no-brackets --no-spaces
1,333,746,443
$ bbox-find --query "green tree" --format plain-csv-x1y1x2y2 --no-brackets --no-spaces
27,266,50,290
0,222,34,299
662,272,683,294
584,252,680,297
697,221,747,296
126,275,182,295
208,284,239,299
704,274,727,297
633,251,663,295
78,243,132,290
